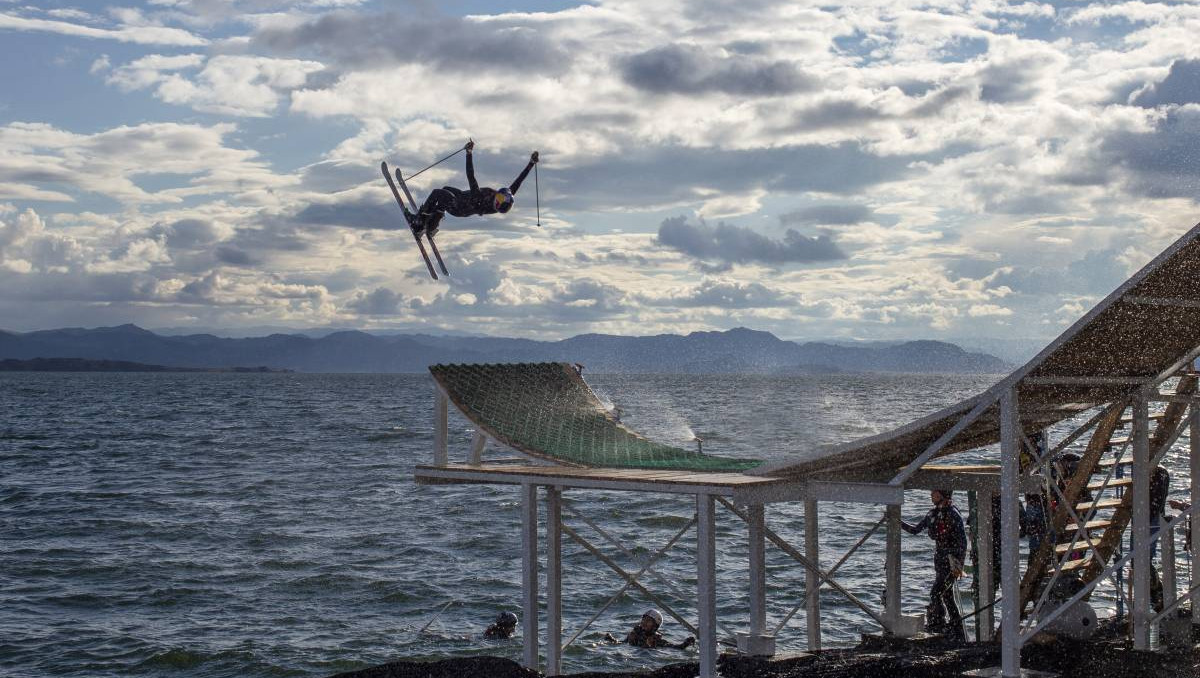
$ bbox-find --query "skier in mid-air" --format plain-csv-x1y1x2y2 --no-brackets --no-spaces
412,140,539,237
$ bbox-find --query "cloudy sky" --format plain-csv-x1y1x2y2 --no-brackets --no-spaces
1,0,1198,343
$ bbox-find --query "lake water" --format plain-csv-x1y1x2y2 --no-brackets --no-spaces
1,372,1191,677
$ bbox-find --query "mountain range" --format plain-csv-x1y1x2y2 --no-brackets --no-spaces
0,325,1010,374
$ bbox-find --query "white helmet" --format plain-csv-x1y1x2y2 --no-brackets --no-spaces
643,609,663,628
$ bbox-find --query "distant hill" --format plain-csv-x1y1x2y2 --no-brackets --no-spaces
0,324,1010,374
0,357,287,372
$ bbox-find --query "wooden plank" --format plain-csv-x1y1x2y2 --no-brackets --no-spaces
921,464,1000,473
1075,498,1124,511
1087,477,1133,491
1059,556,1093,572
1063,519,1113,533
1055,538,1102,554
414,464,778,490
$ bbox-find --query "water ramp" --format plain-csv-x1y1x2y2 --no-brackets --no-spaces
755,219,1200,479
429,362,759,472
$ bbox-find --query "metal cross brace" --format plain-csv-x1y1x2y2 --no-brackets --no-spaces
717,497,889,628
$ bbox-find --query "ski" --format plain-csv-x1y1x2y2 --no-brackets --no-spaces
381,161,437,280
426,233,449,276
393,167,450,276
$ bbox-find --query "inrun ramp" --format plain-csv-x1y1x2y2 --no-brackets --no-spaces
429,362,759,472
754,219,1200,479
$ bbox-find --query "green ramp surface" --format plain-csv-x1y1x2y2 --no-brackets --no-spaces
430,362,759,472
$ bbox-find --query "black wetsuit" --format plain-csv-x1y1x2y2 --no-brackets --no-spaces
625,625,666,648
484,623,515,639
417,152,535,225
903,501,967,638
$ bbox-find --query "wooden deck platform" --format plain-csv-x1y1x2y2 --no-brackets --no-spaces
415,462,792,497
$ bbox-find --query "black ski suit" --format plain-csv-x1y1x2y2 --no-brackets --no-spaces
417,151,534,228
903,501,967,638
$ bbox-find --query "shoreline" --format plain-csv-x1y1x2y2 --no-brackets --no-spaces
329,629,1200,678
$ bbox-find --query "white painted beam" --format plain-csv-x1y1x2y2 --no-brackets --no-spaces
805,499,821,651
1192,406,1200,624
546,486,562,676
521,483,539,670
978,492,995,641
885,504,902,632
999,387,1021,677
697,494,717,678
434,387,449,466
1132,394,1151,649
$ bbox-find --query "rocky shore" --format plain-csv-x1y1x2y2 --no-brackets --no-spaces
331,630,1200,678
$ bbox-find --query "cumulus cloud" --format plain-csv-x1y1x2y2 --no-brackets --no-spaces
108,54,324,117
0,121,291,206
780,204,874,226
1132,59,1200,108
656,216,847,268
0,11,207,46
255,11,570,74
620,43,817,96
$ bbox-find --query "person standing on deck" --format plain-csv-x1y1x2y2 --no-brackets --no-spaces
903,489,968,641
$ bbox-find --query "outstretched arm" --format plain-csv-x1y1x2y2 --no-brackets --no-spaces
465,147,479,192
901,512,930,535
509,151,538,195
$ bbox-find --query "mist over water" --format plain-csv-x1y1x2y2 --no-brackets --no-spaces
2,372,1189,677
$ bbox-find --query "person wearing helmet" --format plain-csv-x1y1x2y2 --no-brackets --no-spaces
902,489,967,641
604,609,696,649
484,610,518,639
413,140,538,237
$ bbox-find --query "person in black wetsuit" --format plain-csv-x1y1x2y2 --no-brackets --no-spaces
414,140,538,236
483,610,518,639
604,609,695,649
903,489,967,640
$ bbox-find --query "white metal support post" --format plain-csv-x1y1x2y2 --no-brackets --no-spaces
885,504,901,632
978,492,995,641
805,499,822,651
434,387,449,466
696,493,717,678
547,486,562,676
738,504,775,655
521,483,539,670
1192,405,1200,624
999,387,1021,677
1132,394,1151,649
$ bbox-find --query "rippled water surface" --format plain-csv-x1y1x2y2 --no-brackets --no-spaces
4,371,1187,677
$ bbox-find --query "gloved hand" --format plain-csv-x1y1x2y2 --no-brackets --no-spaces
465,139,475,152
530,151,539,164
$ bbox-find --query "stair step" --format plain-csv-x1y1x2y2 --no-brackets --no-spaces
1087,477,1133,491
1063,519,1113,533
1095,459,1133,469
1058,556,1094,572
1118,412,1166,423
1055,538,1103,554
1106,436,1130,447
1075,497,1124,512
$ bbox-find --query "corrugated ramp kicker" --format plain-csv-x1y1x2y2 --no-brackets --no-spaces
429,362,759,472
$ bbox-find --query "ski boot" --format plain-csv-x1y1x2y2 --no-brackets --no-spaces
423,211,443,238
406,211,424,237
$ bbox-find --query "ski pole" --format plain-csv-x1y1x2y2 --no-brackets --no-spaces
535,162,541,227
407,144,469,181
419,600,456,633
